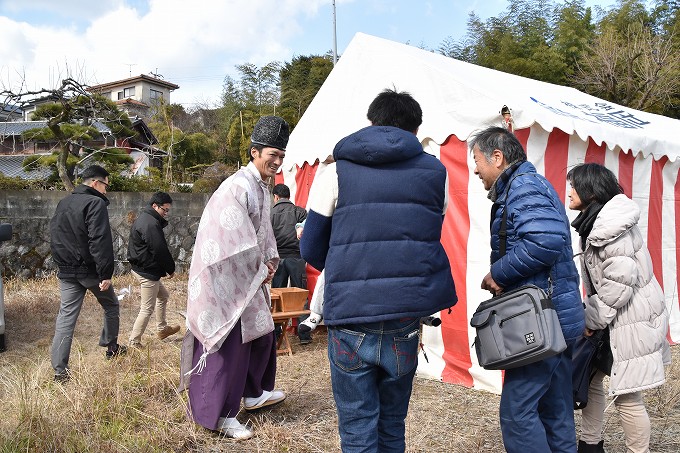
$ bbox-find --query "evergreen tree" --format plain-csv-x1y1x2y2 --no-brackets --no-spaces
148,102,217,184
440,0,576,84
554,0,596,78
236,62,281,113
217,57,332,164
279,55,333,128
438,0,678,117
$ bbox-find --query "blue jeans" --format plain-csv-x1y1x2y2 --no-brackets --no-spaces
328,318,420,453
500,341,577,453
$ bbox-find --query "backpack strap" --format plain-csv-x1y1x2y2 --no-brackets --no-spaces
499,201,510,257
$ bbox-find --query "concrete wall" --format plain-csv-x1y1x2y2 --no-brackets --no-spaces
0,190,210,278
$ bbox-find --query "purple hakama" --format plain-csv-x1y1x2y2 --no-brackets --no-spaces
187,318,277,430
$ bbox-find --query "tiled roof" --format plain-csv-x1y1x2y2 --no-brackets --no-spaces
1,103,23,114
0,154,52,180
116,98,149,107
131,118,158,145
0,121,47,135
0,120,112,136
89,74,179,91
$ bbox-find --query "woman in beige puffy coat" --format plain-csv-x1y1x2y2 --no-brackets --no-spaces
567,163,670,453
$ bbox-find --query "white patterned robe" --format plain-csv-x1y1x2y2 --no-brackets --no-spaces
186,162,279,354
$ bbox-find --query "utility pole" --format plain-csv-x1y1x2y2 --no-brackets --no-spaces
332,0,338,65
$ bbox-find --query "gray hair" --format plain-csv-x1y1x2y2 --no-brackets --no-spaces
469,126,526,164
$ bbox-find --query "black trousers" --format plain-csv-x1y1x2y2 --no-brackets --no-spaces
272,257,306,288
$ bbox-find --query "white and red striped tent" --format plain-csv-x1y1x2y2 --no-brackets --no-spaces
274,33,680,393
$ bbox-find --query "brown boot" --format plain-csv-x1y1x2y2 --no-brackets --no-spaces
157,325,180,340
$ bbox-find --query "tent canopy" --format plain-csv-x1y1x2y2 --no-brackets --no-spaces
278,33,680,392
283,32,679,170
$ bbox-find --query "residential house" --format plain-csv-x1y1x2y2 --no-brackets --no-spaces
0,120,114,180
117,118,166,176
0,103,23,121
88,74,180,121
21,94,60,121
0,120,115,155
0,73,175,180
0,118,163,179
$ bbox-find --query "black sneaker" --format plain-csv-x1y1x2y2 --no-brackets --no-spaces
54,369,71,383
298,324,312,336
299,336,313,345
106,344,128,360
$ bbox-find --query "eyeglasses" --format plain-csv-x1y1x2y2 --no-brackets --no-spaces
158,206,170,213
94,179,109,189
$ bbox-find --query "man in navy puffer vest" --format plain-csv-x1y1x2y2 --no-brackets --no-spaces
301,89,457,453
471,126,585,453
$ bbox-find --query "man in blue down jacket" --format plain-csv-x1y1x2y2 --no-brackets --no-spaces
471,126,585,453
300,88,457,453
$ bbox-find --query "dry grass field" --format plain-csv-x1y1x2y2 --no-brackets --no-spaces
0,273,678,452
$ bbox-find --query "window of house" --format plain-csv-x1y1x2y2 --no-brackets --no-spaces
117,87,135,100
150,89,163,102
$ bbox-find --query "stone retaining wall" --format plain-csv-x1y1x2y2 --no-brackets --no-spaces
0,190,210,278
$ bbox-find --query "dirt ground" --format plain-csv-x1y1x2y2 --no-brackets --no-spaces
0,273,678,452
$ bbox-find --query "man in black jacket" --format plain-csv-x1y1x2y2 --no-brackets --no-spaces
127,192,179,347
50,165,126,382
270,184,307,289
270,184,310,343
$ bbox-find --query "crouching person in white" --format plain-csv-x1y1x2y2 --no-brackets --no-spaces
297,269,324,335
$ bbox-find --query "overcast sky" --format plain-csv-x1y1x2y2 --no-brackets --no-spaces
0,0,621,109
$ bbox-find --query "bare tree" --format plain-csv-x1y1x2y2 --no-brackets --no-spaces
574,22,680,113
